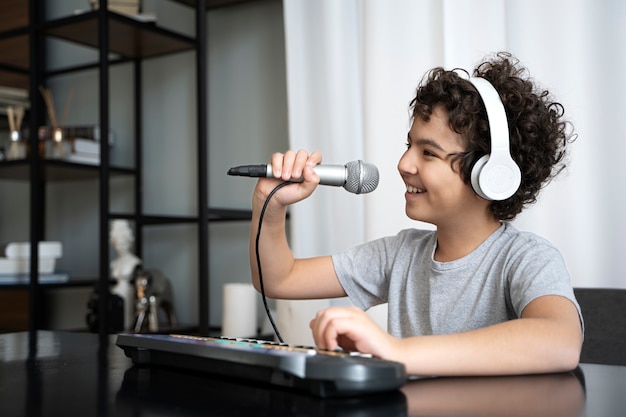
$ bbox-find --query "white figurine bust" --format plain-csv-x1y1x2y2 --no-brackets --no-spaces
110,220,141,280
110,220,141,330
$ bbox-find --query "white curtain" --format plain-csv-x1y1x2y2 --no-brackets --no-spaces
278,0,626,344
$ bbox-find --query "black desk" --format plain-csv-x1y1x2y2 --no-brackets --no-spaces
0,331,624,416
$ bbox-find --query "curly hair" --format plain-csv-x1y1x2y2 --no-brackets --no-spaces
409,52,575,220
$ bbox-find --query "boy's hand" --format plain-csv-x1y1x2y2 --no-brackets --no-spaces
309,306,397,358
255,149,323,206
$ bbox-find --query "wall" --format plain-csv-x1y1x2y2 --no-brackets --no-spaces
0,0,288,330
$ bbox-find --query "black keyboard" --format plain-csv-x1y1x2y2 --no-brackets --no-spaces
116,333,406,397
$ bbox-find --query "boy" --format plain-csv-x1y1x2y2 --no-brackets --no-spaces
249,52,583,376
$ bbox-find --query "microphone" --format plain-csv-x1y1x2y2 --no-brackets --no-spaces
227,160,379,194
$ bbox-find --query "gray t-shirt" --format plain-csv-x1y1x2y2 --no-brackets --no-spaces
332,223,582,337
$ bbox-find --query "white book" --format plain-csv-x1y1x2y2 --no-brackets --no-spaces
66,153,99,165
0,272,69,284
0,85,28,99
0,97,30,110
2,241,63,259
0,257,57,274
73,138,110,155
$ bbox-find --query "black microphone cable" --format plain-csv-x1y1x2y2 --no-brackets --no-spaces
255,181,294,344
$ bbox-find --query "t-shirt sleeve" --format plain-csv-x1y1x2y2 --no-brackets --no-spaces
331,238,391,310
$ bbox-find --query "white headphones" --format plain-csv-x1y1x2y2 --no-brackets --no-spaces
467,77,521,201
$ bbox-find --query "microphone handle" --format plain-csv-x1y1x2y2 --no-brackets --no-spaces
228,164,347,187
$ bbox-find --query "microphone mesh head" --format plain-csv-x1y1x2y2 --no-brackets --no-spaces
344,160,379,194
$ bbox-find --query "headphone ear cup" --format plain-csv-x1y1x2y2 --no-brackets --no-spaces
470,154,491,200
471,153,522,201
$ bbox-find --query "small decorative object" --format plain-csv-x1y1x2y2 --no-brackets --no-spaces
132,268,177,333
88,0,157,23
6,105,25,160
109,219,141,330
133,270,153,332
39,86,73,159
89,0,140,15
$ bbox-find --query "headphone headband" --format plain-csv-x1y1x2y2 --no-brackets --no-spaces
468,78,509,154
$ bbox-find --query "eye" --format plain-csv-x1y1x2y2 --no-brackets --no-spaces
423,149,437,157
405,142,411,149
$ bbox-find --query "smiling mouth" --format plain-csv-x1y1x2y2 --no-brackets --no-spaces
406,185,425,194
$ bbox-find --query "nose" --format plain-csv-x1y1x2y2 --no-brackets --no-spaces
397,149,417,176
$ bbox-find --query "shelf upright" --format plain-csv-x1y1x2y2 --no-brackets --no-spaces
196,0,210,336
96,0,111,337
132,58,143,260
27,0,44,332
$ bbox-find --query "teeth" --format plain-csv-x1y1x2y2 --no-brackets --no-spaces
406,185,425,194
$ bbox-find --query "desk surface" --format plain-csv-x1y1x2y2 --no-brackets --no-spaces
0,331,624,417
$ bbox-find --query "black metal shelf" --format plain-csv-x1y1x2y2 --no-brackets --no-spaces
174,0,267,9
0,159,135,181
109,208,253,225
42,10,196,62
0,1,210,335
0,277,110,290
208,207,252,221
0,0,270,336
0,31,29,89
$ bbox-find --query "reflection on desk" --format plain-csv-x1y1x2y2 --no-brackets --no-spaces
1,331,625,417
402,371,585,417
117,365,406,417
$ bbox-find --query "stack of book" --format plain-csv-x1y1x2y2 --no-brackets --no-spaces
0,241,68,284
67,137,103,165
89,0,140,15
37,125,114,165
0,86,29,112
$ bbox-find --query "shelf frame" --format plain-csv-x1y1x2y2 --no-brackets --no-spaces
42,10,196,61
0,0,266,335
